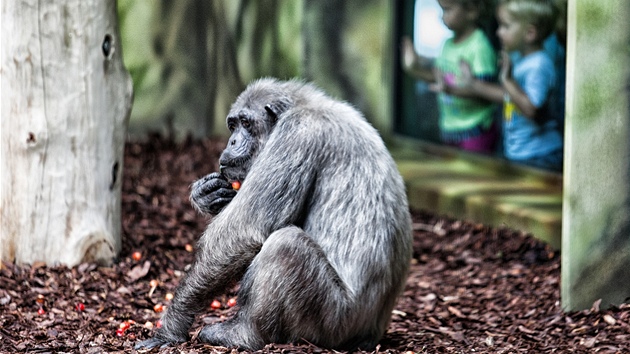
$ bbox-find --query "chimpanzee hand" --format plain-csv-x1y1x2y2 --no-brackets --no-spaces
190,172,238,215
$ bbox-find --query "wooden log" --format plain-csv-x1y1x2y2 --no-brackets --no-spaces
1,0,133,266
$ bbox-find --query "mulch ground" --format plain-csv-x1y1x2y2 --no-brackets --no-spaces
1,135,629,354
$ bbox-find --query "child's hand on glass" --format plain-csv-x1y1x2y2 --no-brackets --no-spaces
433,60,473,97
400,37,420,72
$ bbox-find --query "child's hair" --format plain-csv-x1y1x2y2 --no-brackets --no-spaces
451,0,499,48
498,0,559,42
451,0,495,22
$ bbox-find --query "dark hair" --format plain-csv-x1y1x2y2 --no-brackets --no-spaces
451,0,499,48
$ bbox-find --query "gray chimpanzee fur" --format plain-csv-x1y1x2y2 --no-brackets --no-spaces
135,78,413,351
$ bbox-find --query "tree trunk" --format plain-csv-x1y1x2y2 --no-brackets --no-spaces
1,0,133,266
302,0,359,102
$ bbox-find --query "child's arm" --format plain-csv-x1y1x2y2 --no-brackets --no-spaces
400,36,436,82
500,52,540,120
441,60,504,103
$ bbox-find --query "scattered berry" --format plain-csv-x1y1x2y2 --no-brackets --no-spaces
149,279,159,288
131,251,142,261
37,308,46,315
36,294,45,304
116,328,125,337
210,300,222,310
119,321,131,330
156,319,162,328
153,303,164,313
75,302,85,311
165,293,174,301
231,181,241,190
185,243,194,252
227,298,237,307
144,321,154,329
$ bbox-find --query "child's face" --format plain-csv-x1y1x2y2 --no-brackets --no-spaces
437,0,474,34
496,5,527,51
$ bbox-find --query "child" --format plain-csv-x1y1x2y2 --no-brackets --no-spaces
401,0,498,154
455,0,564,171
496,0,563,171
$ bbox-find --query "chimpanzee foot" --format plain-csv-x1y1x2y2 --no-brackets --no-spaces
134,336,175,350
198,319,264,350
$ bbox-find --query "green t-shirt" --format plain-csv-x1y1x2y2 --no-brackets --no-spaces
435,29,497,142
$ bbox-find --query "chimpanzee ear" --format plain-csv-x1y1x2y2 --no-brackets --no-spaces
264,100,290,124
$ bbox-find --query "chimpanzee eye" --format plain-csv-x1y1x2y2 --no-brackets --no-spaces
241,119,251,129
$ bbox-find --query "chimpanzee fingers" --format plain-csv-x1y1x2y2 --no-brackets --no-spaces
194,196,235,215
191,188,236,215
191,172,222,188
212,198,234,214
198,188,236,205
193,174,231,195
193,172,229,189
213,188,237,199
191,176,231,207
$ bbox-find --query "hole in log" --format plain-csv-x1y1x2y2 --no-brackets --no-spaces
102,34,112,58
110,161,119,190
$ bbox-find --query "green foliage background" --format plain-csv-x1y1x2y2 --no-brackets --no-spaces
117,0,392,140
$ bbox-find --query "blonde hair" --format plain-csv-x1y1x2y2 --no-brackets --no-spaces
498,0,559,42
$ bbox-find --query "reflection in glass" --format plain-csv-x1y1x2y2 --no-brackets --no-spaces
407,0,453,144
413,0,451,58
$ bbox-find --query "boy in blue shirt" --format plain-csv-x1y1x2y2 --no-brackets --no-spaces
455,0,563,171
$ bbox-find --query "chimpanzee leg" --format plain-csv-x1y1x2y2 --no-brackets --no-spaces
198,226,353,350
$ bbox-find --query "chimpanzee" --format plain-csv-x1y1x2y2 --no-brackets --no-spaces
136,78,412,351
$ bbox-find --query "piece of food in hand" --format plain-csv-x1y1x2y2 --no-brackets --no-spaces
210,300,222,309
231,181,241,190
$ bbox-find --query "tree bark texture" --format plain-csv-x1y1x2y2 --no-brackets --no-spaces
1,0,133,266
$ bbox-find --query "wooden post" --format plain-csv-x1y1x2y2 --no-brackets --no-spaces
561,0,630,310
1,0,133,266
